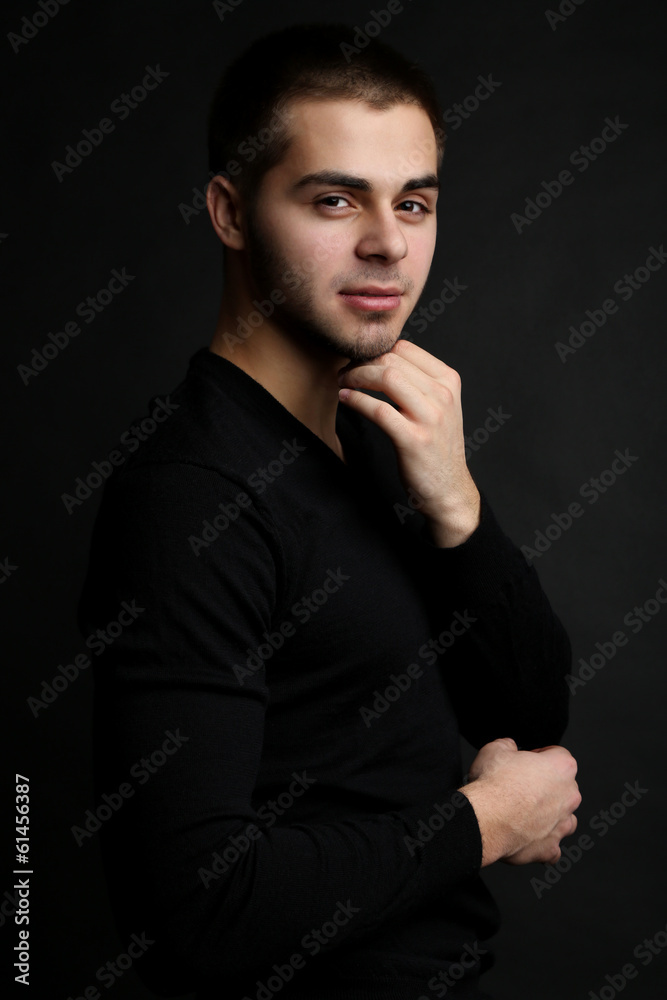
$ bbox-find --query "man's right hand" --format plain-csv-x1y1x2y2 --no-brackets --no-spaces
459,737,581,867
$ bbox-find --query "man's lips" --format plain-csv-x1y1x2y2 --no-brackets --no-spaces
338,287,404,312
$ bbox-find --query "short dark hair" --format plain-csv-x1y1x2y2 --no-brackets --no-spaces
207,23,445,201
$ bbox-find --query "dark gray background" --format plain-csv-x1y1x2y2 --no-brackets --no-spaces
3,0,666,997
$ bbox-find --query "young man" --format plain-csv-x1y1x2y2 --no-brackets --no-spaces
79,24,580,1000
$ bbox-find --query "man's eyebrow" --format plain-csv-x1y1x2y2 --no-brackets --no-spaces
399,174,440,194
293,171,440,194
294,171,372,192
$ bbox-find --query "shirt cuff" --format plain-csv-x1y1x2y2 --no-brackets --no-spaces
398,791,483,894
418,490,530,606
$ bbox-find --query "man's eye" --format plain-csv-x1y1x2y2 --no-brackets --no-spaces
398,200,430,215
316,195,351,209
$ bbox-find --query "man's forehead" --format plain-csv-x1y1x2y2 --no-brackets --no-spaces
278,97,440,186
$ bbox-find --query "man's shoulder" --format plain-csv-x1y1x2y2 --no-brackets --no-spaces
114,348,283,480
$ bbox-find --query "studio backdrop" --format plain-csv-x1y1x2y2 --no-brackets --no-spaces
4,0,666,997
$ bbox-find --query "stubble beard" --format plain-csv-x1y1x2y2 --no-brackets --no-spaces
244,208,415,363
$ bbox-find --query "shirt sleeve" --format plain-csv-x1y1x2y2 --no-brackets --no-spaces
78,460,484,995
415,490,572,750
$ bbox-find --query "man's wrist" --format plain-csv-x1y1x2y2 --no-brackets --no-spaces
423,488,481,548
458,779,510,867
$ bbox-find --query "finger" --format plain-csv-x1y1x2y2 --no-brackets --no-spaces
472,736,516,768
390,338,461,387
338,356,438,424
467,737,515,779
494,737,518,751
554,815,576,840
337,386,410,440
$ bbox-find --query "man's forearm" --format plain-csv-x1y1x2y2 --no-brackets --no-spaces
423,486,482,548
416,491,572,749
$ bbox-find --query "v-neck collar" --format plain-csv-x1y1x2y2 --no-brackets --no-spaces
191,347,366,474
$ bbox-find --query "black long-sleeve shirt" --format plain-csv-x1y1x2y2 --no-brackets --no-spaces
77,346,571,999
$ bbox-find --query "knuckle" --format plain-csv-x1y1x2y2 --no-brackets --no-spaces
546,845,561,865
381,365,403,390
437,382,455,405
416,425,434,448
555,818,568,837
373,399,392,422
446,367,461,389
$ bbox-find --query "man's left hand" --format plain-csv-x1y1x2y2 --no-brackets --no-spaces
337,338,480,548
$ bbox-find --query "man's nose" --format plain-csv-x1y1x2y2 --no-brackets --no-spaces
355,208,408,264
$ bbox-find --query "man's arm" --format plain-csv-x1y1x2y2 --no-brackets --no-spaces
417,489,572,749
337,338,572,749
78,461,487,993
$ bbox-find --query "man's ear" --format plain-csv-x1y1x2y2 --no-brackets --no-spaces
206,174,246,250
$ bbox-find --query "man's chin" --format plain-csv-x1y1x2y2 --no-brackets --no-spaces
280,305,402,363
345,320,403,357
335,339,401,364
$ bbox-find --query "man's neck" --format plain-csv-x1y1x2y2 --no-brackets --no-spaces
209,306,348,463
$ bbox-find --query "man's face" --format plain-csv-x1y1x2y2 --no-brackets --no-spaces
241,98,439,363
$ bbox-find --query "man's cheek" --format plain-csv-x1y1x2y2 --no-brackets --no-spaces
282,269,304,292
